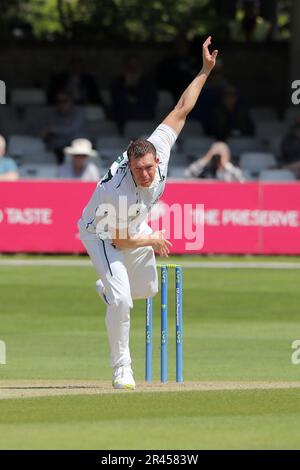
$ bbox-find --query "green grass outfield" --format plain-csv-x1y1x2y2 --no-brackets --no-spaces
1,255,300,449
1,390,300,450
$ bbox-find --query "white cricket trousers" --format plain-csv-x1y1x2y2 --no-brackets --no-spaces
82,238,158,369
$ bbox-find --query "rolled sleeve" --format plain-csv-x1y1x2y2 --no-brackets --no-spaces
147,124,178,170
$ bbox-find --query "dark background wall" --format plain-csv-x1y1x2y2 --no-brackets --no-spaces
0,41,289,111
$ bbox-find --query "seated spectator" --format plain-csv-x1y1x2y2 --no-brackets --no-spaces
208,86,255,141
184,141,245,182
48,57,103,106
111,56,157,134
58,138,100,182
229,0,272,42
0,135,19,181
41,91,87,164
281,117,300,179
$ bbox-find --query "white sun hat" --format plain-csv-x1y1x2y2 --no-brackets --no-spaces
64,138,98,157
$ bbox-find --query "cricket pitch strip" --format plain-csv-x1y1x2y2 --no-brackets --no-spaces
1,380,300,399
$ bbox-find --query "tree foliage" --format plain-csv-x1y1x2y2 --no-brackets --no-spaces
0,0,292,42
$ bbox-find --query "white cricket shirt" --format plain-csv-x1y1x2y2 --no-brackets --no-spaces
78,124,177,241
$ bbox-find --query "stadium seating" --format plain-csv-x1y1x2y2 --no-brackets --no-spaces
97,136,128,151
251,107,278,122
169,152,190,166
242,169,254,181
124,120,158,139
267,135,283,159
180,120,204,138
8,135,45,156
0,95,298,182
256,121,287,138
84,106,106,121
156,90,174,119
168,165,187,179
240,152,277,176
24,106,54,135
19,164,58,179
86,119,118,140
182,137,214,155
259,169,296,182
10,88,47,106
227,137,265,154
0,106,29,134
8,135,56,164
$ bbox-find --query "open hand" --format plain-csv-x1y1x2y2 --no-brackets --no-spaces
151,230,173,258
202,36,218,74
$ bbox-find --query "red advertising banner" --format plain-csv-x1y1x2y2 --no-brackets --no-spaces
0,181,300,254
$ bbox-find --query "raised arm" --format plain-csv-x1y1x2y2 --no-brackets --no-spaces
163,36,218,135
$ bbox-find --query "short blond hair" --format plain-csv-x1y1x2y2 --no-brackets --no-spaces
127,139,156,161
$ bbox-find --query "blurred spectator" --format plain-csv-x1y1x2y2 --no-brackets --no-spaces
0,135,19,181
184,141,245,182
191,59,228,133
281,117,300,179
41,91,87,164
208,86,255,141
58,139,100,182
229,0,272,42
111,56,157,134
48,57,103,106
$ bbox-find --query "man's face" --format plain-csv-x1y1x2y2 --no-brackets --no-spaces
128,153,159,187
73,155,88,172
56,93,73,113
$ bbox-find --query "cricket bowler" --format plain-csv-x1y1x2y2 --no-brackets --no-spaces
78,37,218,389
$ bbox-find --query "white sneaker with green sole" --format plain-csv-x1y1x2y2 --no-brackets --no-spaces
112,366,136,390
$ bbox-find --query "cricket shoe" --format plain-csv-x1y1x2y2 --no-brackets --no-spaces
112,366,136,390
